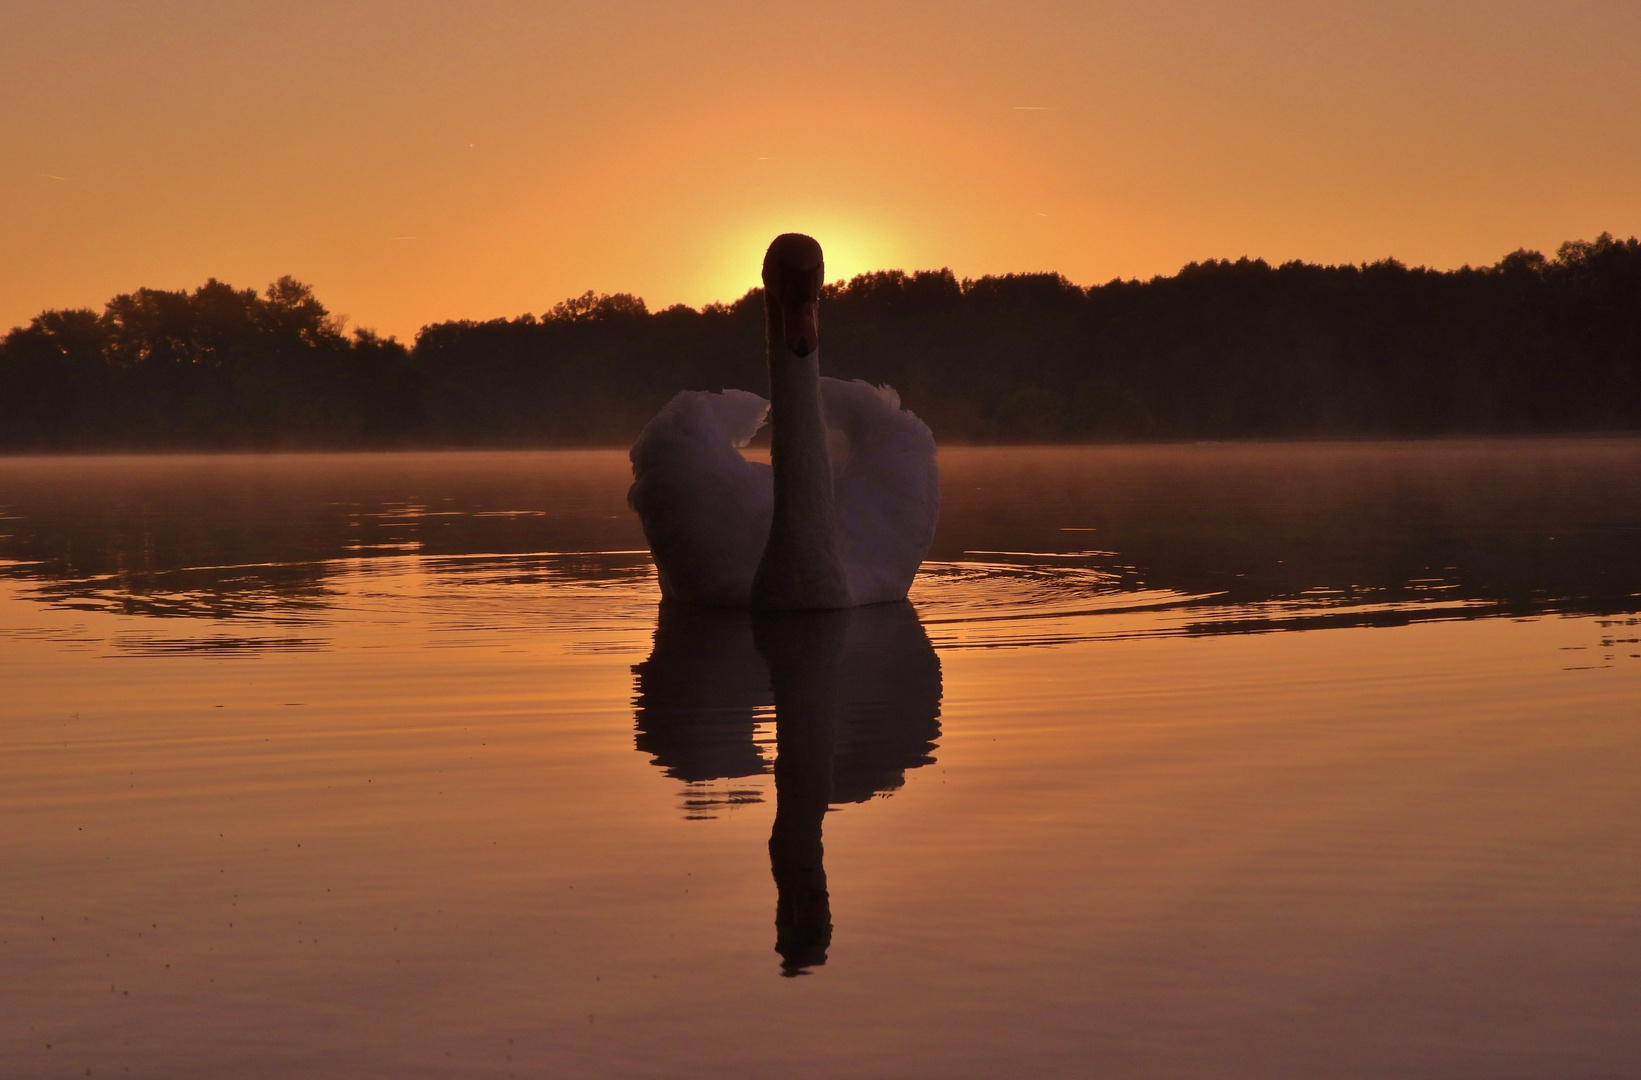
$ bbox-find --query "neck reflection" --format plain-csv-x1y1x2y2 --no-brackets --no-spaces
632,601,942,975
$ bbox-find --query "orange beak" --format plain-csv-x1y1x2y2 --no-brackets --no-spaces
783,301,819,358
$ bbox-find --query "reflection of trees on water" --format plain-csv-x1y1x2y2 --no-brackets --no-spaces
3,445,1641,629
632,602,942,975
0,455,643,618
927,442,1641,628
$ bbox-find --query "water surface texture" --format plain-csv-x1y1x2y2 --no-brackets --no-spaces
3,443,1640,1078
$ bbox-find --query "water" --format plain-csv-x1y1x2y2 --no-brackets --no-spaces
2,442,1639,1078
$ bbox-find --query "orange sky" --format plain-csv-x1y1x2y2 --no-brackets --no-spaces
4,1,1638,341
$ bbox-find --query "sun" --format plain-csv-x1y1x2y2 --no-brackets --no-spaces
694,213,908,307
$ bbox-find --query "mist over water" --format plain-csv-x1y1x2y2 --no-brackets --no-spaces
4,441,1639,635
3,442,1640,1077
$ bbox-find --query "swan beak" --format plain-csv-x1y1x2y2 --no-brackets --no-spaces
784,302,819,358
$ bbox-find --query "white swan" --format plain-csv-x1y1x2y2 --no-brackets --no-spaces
629,233,939,608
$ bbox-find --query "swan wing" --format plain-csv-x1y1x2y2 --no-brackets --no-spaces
821,378,940,605
629,389,773,605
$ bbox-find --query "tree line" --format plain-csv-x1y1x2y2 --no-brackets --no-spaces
3,234,1638,449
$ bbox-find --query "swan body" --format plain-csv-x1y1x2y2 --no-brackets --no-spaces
629,234,938,608
629,378,938,605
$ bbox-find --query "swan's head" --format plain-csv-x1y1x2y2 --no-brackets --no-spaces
763,233,824,359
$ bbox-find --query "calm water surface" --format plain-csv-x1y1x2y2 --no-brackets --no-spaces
3,442,1640,1078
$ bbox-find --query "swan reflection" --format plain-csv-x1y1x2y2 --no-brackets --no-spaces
632,601,942,974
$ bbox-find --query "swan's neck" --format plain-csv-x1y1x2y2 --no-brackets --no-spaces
753,331,853,609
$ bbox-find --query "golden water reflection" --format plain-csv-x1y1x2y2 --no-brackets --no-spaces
2,444,1641,1077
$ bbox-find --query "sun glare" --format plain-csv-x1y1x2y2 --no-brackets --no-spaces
696,214,908,308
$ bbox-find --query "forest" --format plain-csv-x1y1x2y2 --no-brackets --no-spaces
2,234,1638,449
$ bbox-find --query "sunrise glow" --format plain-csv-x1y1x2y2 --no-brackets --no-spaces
5,2,1639,338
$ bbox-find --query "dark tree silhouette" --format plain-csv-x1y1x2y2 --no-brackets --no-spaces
0,277,421,449
3,235,1638,449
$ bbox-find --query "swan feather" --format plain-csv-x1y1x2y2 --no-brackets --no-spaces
629,378,938,606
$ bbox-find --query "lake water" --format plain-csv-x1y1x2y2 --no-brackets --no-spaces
3,442,1639,1078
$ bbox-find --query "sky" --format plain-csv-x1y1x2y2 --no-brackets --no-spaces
3,0,1639,341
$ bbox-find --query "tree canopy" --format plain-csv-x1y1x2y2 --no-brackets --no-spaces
3,235,1638,449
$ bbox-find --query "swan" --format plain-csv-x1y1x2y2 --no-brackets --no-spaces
629,233,939,608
